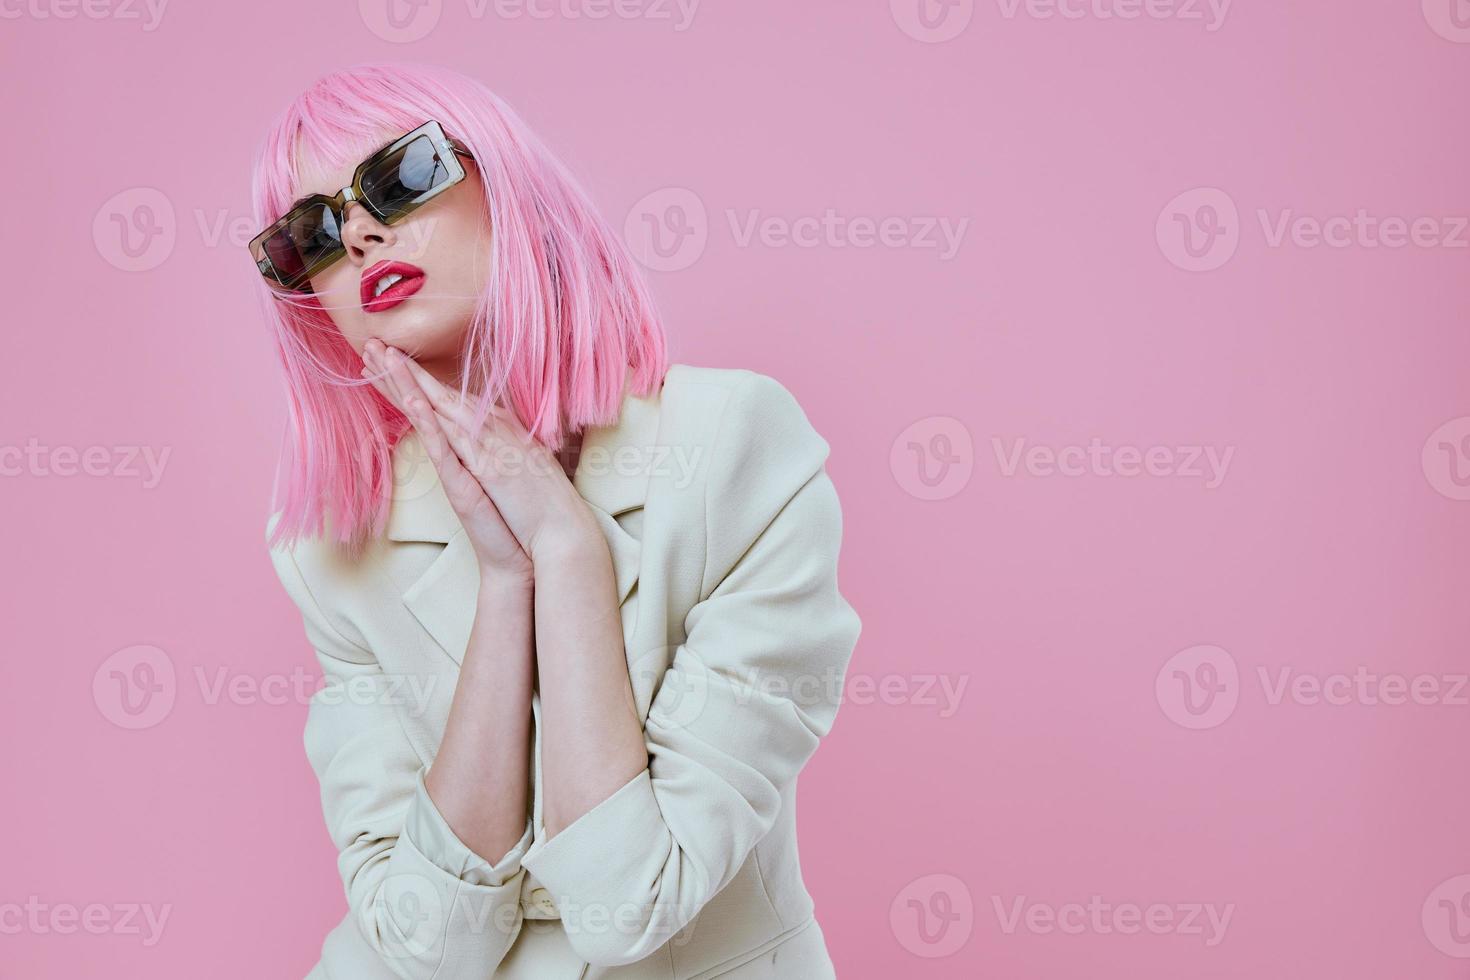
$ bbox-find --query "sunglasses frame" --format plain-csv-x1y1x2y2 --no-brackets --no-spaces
249,119,474,293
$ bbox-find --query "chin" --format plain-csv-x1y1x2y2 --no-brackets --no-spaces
366,314,466,361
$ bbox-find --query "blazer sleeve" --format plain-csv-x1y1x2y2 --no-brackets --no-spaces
267,531,534,979
519,372,863,966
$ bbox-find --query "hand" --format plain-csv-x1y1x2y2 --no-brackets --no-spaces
360,341,532,581
360,340,604,566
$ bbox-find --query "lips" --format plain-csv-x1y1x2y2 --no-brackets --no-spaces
361,260,427,313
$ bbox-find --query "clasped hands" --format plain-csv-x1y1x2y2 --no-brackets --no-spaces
360,339,606,583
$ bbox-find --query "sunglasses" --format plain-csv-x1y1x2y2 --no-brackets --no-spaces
249,119,474,292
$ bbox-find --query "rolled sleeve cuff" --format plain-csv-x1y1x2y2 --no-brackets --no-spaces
521,768,664,899
404,768,533,888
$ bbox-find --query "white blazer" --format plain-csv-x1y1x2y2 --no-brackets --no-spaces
268,365,861,979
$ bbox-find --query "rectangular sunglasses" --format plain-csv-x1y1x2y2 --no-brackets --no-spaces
249,119,474,292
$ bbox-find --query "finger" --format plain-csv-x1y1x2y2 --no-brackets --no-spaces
430,405,559,487
359,344,402,408
430,405,495,482
382,347,427,407
395,354,458,409
360,364,397,407
405,395,492,519
395,354,529,444
380,348,423,415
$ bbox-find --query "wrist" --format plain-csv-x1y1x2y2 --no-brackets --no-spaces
529,519,605,567
478,563,534,596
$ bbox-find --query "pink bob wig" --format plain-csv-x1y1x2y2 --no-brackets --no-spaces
250,62,668,556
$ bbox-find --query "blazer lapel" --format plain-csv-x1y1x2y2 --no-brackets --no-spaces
389,373,663,664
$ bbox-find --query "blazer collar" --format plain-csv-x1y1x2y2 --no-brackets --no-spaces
386,371,662,664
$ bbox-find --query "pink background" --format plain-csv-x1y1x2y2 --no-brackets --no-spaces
4,1,1469,977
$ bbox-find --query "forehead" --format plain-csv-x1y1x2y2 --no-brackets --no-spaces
290,125,403,200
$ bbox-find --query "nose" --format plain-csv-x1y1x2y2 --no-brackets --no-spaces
339,201,398,265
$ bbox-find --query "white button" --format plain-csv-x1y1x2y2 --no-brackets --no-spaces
530,887,556,912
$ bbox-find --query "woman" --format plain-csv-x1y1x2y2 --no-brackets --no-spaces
251,62,861,979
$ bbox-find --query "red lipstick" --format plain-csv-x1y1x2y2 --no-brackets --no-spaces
361,260,427,313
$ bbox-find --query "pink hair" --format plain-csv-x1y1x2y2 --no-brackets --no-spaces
250,62,668,556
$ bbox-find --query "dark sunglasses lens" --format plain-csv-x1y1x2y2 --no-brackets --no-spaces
360,135,453,220
287,203,345,265
259,203,344,287
260,229,306,284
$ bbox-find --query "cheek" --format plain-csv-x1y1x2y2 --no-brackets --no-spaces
440,216,492,293
309,267,364,330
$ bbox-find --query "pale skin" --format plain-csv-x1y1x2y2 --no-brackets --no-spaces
297,136,648,860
